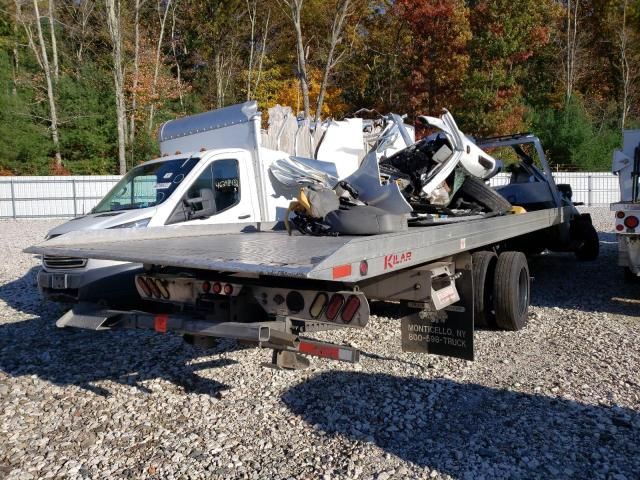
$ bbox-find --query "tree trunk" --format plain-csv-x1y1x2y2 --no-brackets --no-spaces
33,0,62,167
565,0,580,102
215,52,224,108
48,0,59,81
619,0,630,130
148,0,172,133
254,9,270,94
129,0,142,160
11,2,20,95
75,1,94,67
315,0,351,122
246,0,256,100
105,0,127,174
283,0,310,118
170,0,184,112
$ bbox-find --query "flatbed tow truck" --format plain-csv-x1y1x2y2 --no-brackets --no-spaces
27,203,584,368
26,108,599,368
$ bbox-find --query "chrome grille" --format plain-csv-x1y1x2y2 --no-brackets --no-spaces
43,255,88,269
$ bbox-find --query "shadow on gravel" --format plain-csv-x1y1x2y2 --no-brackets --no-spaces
283,372,640,479
0,266,48,316
527,232,638,315
0,315,236,396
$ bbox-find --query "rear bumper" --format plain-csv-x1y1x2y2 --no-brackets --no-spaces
55,304,359,364
56,305,303,351
38,263,142,303
610,202,640,211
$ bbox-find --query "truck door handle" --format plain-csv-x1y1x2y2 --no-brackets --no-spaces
238,214,250,219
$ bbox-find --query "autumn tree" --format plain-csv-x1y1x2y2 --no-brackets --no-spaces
179,0,245,109
2,0,640,175
280,0,311,118
338,1,412,113
601,0,640,129
395,0,471,117
462,0,561,135
147,0,173,132
129,34,183,131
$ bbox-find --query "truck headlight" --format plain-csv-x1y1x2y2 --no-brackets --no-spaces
109,218,151,229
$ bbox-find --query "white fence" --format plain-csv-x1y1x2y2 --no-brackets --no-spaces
0,172,619,218
0,176,121,218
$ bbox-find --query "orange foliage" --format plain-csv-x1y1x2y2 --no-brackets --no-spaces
127,34,186,123
257,67,348,120
49,162,71,175
395,0,472,115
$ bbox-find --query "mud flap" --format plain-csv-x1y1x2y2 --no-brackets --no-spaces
400,252,474,360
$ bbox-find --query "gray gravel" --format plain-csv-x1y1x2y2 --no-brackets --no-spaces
0,208,639,480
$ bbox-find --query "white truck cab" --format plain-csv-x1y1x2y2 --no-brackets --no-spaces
39,101,375,303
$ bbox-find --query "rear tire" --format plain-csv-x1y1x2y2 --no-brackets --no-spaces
493,251,530,331
472,251,497,328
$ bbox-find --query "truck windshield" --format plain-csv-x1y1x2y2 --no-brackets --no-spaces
93,157,200,213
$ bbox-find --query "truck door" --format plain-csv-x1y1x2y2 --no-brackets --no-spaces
165,153,256,225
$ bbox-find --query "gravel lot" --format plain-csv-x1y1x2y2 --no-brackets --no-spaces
1,208,638,480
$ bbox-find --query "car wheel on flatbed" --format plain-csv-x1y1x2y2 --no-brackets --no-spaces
472,251,497,328
457,175,513,214
493,251,530,331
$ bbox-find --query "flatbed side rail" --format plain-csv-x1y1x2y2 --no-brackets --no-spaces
308,207,571,281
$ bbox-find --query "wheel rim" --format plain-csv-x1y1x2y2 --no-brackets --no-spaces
518,267,529,316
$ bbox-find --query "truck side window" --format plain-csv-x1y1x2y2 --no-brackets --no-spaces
170,159,240,223
212,159,240,212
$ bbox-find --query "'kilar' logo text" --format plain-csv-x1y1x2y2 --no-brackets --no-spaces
384,251,412,270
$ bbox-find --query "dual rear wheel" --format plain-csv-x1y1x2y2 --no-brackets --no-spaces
472,250,530,331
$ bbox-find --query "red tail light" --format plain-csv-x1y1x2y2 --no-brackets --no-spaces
616,211,626,219
202,281,211,293
147,278,161,298
155,279,170,299
616,224,624,231
325,294,344,321
341,295,361,323
137,277,152,297
624,215,639,229
212,282,222,294
223,284,234,295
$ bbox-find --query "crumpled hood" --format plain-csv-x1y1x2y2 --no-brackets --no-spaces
46,208,157,238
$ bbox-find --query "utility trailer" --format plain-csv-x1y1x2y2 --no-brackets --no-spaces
27,206,574,368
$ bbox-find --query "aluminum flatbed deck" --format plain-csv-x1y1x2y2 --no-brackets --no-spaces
26,207,570,282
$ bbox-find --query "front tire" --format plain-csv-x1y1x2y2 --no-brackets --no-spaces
493,251,530,331
574,217,599,261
